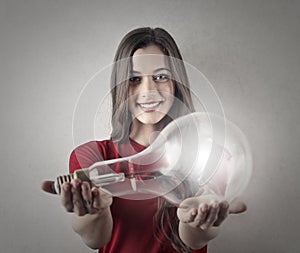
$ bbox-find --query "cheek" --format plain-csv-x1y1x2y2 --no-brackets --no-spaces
128,86,141,102
163,82,175,99
171,84,175,96
128,86,135,97
127,88,138,114
167,83,175,107
128,87,138,104
167,81,175,94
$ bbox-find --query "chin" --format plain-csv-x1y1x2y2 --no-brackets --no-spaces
136,112,166,125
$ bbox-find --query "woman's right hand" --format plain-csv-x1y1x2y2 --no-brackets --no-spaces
41,179,113,216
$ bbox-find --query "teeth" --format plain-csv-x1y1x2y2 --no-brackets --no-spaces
139,102,160,108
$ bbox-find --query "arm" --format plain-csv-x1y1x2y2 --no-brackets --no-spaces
69,180,113,249
177,194,226,249
179,222,219,250
42,179,113,249
67,142,113,248
72,207,112,249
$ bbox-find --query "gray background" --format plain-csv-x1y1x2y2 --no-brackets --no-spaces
1,0,299,252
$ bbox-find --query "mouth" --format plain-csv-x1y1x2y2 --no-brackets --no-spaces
137,102,161,112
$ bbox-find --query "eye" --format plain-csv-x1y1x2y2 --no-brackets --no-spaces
153,73,170,83
129,76,142,84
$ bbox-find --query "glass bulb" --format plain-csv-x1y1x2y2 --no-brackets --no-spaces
54,112,252,205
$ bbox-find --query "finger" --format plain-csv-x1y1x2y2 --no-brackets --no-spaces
229,200,247,214
194,203,208,227
41,181,57,195
98,188,113,209
91,187,101,209
201,201,220,230
61,182,74,212
81,182,93,213
71,179,86,216
99,187,113,197
177,206,198,223
189,208,198,222
214,201,229,226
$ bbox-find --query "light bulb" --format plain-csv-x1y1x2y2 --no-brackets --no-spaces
53,112,252,205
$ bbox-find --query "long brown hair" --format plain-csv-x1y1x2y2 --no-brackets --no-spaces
110,27,195,253
110,27,195,143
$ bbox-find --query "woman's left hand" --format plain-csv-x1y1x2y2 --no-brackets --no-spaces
177,195,246,230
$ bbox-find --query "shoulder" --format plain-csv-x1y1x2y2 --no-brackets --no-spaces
69,139,117,173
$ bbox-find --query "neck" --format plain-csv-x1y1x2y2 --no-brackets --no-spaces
129,119,164,147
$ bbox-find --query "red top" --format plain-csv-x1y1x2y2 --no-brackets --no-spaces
69,139,207,253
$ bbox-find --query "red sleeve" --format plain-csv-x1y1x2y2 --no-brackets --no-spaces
69,141,107,173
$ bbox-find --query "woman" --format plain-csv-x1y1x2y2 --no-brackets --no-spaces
42,27,246,253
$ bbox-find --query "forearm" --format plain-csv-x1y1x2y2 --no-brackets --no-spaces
72,207,113,249
179,222,219,250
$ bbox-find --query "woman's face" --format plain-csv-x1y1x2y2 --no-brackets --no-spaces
128,44,175,125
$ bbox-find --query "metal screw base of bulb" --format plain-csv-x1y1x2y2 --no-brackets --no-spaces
54,169,91,194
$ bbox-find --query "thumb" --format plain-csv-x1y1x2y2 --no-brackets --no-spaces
177,204,198,223
41,180,57,195
229,200,247,214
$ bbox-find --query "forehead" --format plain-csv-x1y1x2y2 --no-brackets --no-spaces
131,46,170,73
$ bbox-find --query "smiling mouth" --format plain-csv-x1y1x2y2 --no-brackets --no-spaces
138,102,161,111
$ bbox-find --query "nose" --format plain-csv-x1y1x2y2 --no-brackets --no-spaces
139,76,159,98
141,75,156,89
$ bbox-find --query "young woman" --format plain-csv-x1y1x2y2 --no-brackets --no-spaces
42,27,246,253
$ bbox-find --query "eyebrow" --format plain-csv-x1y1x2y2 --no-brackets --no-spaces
130,67,171,74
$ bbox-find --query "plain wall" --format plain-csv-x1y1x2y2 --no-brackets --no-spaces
0,0,299,252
